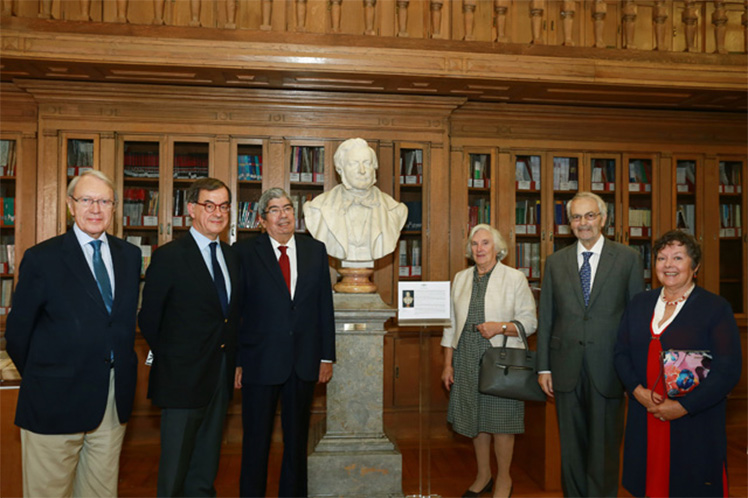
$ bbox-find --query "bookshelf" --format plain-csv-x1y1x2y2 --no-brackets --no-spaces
717,157,746,314
171,140,210,239
674,156,700,238
232,139,265,243
287,142,327,233
550,152,582,253
587,154,621,241
61,134,100,231
513,152,543,284
395,143,427,281
0,138,16,317
623,154,657,287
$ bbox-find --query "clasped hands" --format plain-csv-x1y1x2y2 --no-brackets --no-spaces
632,384,688,422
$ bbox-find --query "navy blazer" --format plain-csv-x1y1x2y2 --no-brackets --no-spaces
614,286,742,497
138,233,241,409
235,233,335,384
6,230,141,434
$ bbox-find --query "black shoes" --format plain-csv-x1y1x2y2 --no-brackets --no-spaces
462,477,493,497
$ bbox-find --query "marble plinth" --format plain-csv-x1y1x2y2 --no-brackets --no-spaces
308,294,403,498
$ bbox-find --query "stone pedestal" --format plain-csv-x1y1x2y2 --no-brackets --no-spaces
308,293,403,497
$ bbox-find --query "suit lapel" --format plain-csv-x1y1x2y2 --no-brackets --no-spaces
221,240,240,310
62,230,109,314
293,236,315,302
562,243,586,309
587,239,616,309
109,236,127,315
256,233,292,299
182,233,224,311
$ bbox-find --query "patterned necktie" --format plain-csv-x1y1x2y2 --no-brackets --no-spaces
279,245,291,292
210,242,229,317
90,240,113,314
580,251,593,307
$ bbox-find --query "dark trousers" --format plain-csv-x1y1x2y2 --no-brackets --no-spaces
555,358,625,498
240,373,316,498
157,357,229,497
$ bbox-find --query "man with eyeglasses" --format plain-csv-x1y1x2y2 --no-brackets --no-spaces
536,191,644,497
6,170,142,497
139,177,241,496
233,187,335,497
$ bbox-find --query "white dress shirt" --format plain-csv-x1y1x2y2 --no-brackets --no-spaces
268,235,298,300
73,223,115,300
190,227,232,299
576,235,606,292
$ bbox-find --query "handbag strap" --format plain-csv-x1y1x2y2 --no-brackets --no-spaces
510,319,530,350
650,349,666,405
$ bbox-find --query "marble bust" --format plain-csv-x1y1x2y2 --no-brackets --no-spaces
303,138,408,263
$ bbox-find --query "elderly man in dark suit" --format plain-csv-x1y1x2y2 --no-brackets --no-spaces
6,170,141,497
537,191,644,497
139,177,241,497
234,187,335,497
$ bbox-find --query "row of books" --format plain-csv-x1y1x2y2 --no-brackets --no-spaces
468,154,489,188
590,159,616,192
398,239,422,278
552,157,579,192
628,207,652,237
675,161,696,193
400,149,424,185
290,146,324,184
125,236,154,276
0,198,14,227
719,161,743,192
67,139,94,168
0,140,17,176
67,166,93,177
238,154,263,181
468,199,490,230
515,156,541,190
516,242,541,279
0,244,14,274
123,188,159,226
403,201,422,231
124,151,160,178
290,193,314,231
516,199,541,227
238,201,262,229
720,203,742,237
676,203,695,235
0,278,11,308
628,160,652,192
634,243,653,278
173,189,189,217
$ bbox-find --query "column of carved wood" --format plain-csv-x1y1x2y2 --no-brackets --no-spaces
494,0,509,42
38,0,54,19
622,0,637,49
397,0,409,37
1,0,13,16
296,0,307,32
463,0,476,41
430,0,443,38
653,1,668,51
78,0,91,21
592,0,606,48
116,0,127,23
561,0,575,46
153,0,165,25
712,0,728,54
683,0,699,52
190,0,201,27
261,0,273,30
364,0,377,35
330,0,342,33
530,0,544,44
225,0,237,29
743,1,748,53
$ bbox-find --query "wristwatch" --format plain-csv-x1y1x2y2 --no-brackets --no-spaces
501,323,507,334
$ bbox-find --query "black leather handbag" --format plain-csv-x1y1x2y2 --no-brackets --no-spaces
478,320,546,402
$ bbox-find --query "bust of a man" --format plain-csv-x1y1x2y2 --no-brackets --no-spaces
303,138,408,263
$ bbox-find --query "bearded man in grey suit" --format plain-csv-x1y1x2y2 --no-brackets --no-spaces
537,191,644,497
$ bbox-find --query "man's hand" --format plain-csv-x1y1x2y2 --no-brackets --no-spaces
538,372,554,398
234,367,243,389
318,362,333,384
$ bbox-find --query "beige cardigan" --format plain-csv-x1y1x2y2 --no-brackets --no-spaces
441,262,538,350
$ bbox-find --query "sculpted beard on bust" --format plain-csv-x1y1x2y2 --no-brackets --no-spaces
303,138,407,263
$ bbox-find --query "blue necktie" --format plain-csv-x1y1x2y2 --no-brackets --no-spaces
580,251,593,307
90,240,113,314
210,242,229,317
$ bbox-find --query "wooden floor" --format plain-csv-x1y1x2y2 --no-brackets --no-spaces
119,404,747,498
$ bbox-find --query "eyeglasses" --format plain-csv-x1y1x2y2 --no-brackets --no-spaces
194,201,231,213
264,204,295,217
570,211,601,222
70,196,115,209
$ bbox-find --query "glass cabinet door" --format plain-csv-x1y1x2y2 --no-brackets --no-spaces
232,139,265,243
396,143,427,281
717,157,746,314
623,154,657,287
513,152,542,284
